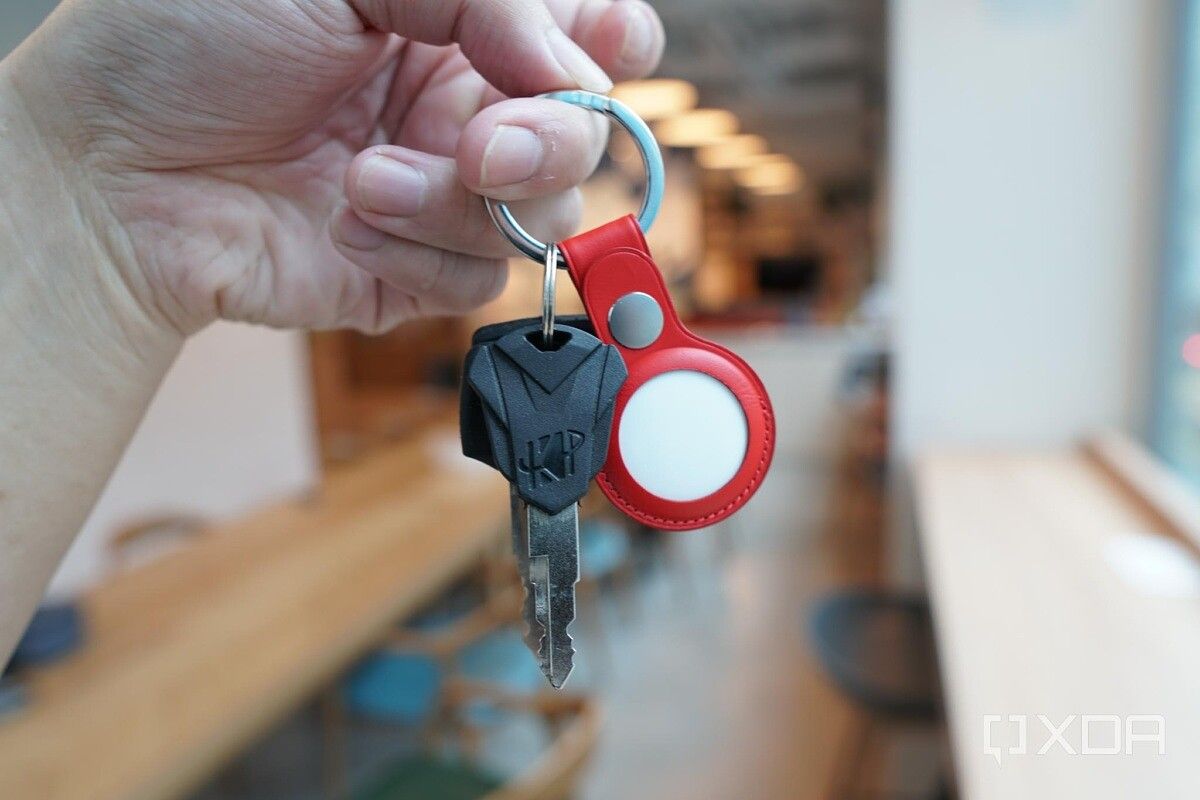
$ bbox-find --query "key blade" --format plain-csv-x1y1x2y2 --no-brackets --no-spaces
511,488,543,661
527,554,556,683
515,501,580,688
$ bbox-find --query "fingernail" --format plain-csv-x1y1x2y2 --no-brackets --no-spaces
334,209,388,251
619,2,657,66
545,28,613,93
356,155,427,217
480,125,544,187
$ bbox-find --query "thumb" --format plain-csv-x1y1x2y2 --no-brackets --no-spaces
349,0,613,98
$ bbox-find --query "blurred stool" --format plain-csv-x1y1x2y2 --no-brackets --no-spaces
354,685,600,800
0,658,28,718
344,626,541,729
353,754,502,800
343,652,444,728
577,516,637,673
448,626,545,732
0,602,86,721
580,517,633,585
343,576,541,707
8,602,85,671
332,584,540,795
0,677,26,717
108,512,208,571
809,589,948,799
341,585,490,726
459,627,544,690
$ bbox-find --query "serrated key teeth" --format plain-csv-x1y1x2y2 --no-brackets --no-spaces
535,634,573,689
513,501,581,690
519,595,544,658
546,643,575,689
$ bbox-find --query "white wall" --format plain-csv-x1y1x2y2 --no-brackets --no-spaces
888,2,1171,584
51,325,319,595
890,1,1169,454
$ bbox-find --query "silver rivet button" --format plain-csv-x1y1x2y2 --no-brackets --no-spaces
608,291,663,349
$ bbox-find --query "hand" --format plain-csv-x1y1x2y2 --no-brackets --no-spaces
2,0,663,336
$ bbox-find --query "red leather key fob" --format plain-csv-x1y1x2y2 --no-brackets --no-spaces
560,215,775,531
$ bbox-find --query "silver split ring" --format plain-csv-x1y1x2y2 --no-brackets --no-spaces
485,90,665,268
542,242,558,345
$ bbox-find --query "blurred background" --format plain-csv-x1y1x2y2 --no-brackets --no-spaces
5,1,1199,799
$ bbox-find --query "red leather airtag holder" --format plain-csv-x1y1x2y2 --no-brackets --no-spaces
560,215,775,531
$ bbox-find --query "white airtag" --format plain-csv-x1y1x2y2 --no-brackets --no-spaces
617,370,748,502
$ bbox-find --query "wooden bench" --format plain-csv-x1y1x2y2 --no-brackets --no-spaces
0,427,510,800
916,434,1200,799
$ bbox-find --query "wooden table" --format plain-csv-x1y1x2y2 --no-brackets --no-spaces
0,427,509,800
915,438,1200,799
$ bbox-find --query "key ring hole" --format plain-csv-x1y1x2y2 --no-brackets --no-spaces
486,90,665,267
525,328,572,352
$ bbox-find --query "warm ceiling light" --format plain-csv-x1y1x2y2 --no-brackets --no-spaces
654,109,739,148
610,79,699,122
696,134,769,170
736,155,803,190
749,182,801,196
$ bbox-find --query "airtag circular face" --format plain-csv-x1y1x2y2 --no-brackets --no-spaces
617,370,749,502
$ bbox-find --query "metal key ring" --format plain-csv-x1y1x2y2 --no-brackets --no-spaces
485,90,665,268
542,242,558,345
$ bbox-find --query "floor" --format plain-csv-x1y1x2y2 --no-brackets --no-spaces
575,463,861,799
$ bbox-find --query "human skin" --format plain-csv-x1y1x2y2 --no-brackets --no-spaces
0,0,663,666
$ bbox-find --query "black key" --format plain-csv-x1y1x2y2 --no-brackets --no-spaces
459,317,625,687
